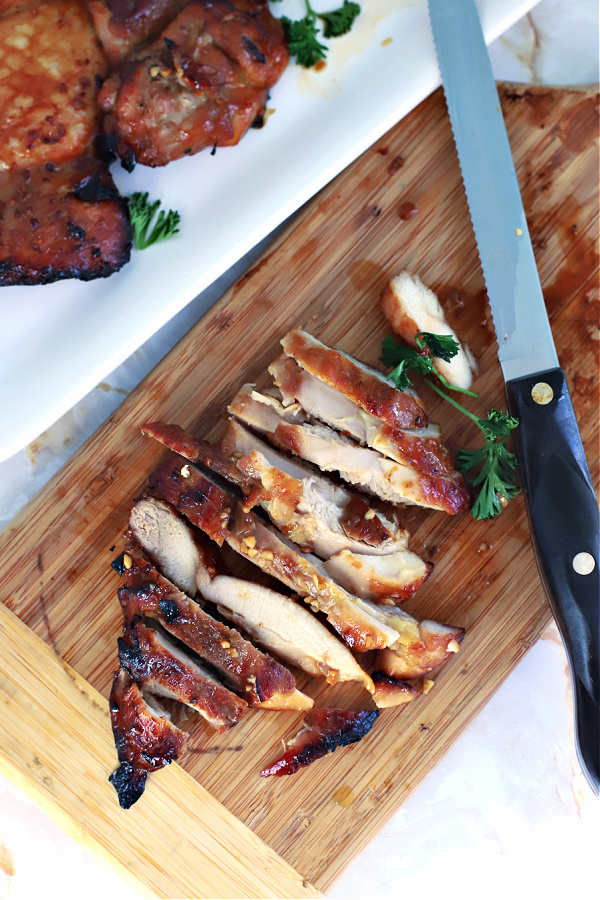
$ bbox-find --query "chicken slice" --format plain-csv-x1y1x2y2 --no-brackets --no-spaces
322,548,432,603
147,457,401,651
261,708,379,776
142,418,410,558
375,618,465,679
108,667,187,809
205,577,373,691
118,619,246,731
222,419,409,557
229,386,471,515
130,496,373,690
380,271,476,390
280,329,427,431
118,556,309,709
270,353,458,478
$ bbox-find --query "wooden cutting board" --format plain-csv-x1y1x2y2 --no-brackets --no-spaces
0,84,598,899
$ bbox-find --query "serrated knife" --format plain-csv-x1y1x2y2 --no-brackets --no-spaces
427,0,599,794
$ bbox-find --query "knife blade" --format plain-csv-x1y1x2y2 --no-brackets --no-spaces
428,0,599,794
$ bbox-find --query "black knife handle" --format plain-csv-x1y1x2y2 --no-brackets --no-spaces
506,368,599,795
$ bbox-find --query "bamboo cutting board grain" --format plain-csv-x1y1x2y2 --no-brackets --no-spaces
0,84,598,898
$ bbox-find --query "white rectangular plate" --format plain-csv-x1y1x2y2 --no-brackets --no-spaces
0,0,537,462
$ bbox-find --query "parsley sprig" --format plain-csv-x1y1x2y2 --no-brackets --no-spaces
382,333,520,520
273,1,361,68
381,332,478,396
129,192,181,250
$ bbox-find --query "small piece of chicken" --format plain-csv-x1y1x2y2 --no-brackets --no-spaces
380,271,476,390
280,329,428,431
0,0,108,171
118,556,310,709
270,353,458,479
375,618,465,679
322,548,432,603
229,386,471,515
108,667,187,809
261,708,379,776
118,619,246,731
146,457,402,652
98,0,289,167
86,0,188,67
0,155,132,285
130,496,374,691
371,672,422,708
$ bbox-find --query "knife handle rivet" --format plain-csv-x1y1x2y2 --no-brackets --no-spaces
531,382,553,405
572,552,596,576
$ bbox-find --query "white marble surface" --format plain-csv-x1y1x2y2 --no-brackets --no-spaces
1,1,598,898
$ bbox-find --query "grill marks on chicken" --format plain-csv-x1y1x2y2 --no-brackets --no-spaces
1,0,288,284
143,418,410,558
98,0,289,167
109,330,467,798
143,419,433,605
147,457,401,652
118,618,246,730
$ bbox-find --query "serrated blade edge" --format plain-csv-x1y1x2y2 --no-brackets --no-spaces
427,0,558,382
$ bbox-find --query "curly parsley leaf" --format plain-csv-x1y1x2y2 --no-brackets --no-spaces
318,1,361,38
382,332,520,520
129,192,180,250
414,331,459,361
277,1,361,68
457,411,520,520
280,15,327,68
381,336,431,391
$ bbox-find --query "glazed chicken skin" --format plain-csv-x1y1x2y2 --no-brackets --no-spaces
118,555,309,708
141,419,412,558
108,666,187,809
118,618,247,731
99,0,289,167
146,455,402,652
229,384,472,515
0,0,132,284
